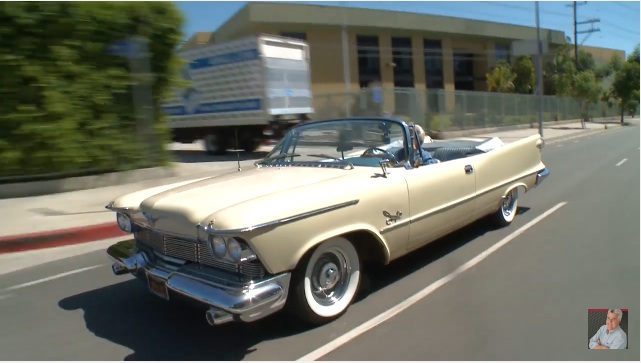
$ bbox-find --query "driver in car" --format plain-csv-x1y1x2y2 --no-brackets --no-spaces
408,124,438,167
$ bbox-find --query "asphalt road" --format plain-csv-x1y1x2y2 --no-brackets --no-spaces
0,125,638,361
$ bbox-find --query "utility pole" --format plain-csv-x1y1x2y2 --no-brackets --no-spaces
568,1,600,69
341,1,351,117
535,1,544,138
572,1,581,66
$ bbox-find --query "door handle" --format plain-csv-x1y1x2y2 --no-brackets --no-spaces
464,165,474,174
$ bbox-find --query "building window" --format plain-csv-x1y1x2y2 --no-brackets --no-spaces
391,37,414,88
495,43,511,64
454,52,475,91
423,39,444,89
356,35,381,89
280,32,307,41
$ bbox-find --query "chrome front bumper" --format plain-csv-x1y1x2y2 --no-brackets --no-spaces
107,239,291,325
535,167,550,187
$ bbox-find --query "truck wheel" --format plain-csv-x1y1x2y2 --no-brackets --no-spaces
287,237,361,325
241,138,262,152
492,188,518,227
203,134,226,155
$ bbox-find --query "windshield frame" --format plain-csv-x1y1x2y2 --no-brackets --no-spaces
257,117,418,169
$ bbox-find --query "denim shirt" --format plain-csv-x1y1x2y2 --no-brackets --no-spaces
589,325,627,349
414,148,437,165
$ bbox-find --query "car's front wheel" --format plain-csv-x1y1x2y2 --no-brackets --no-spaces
288,236,361,325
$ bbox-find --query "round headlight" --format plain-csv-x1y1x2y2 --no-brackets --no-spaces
227,239,242,262
210,236,227,258
116,213,132,233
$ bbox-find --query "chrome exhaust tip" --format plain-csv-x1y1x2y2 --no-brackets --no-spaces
205,308,233,326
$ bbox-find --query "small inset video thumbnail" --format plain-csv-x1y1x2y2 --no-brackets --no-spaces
588,308,628,349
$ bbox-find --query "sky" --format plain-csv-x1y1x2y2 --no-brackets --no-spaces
174,0,640,56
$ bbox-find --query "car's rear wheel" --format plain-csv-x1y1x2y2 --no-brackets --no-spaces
288,236,361,325
492,188,518,227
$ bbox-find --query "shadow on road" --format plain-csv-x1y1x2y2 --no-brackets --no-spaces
171,150,269,164
355,206,531,302
57,206,531,360
58,279,310,360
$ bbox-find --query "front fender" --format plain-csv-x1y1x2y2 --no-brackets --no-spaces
291,223,391,270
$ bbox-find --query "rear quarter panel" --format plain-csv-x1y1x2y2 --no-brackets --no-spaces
472,134,545,218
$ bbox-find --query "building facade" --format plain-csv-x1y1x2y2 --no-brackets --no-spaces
184,2,625,120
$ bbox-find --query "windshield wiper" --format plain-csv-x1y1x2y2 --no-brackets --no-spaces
256,153,301,165
307,154,354,169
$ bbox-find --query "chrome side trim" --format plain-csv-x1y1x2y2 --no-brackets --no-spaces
202,199,360,236
379,219,411,234
107,239,291,325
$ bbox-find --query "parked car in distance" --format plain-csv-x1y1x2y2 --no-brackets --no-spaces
105,117,549,326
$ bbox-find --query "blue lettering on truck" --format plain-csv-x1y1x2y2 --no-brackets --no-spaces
190,49,260,70
163,99,262,116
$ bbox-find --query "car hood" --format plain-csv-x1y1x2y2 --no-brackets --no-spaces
126,166,367,235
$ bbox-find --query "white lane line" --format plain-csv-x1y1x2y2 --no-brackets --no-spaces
4,265,104,291
616,158,628,167
298,201,568,361
0,294,13,300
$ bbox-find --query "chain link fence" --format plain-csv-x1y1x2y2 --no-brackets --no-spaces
312,88,622,131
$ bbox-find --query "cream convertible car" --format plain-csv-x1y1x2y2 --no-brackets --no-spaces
106,117,549,326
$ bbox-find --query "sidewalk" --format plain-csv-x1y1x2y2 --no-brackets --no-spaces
0,119,630,253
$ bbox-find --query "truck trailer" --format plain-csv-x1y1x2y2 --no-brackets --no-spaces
162,34,314,155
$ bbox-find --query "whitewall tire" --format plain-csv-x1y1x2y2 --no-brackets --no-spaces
493,188,518,227
289,236,361,324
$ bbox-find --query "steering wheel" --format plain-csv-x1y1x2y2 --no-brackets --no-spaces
361,147,399,164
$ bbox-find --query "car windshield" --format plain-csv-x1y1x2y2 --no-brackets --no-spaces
259,118,409,168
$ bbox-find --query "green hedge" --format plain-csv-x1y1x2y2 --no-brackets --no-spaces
0,2,184,179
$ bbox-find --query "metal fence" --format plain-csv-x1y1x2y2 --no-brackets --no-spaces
311,88,623,131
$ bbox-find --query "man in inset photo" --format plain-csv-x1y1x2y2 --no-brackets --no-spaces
589,309,628,349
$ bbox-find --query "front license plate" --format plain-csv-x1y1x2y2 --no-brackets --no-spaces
146,273,169,300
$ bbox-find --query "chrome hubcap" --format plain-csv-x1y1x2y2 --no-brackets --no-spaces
310,248,351,306
502,190,516,217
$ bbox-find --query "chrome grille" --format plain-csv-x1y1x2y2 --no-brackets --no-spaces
135,228,266,279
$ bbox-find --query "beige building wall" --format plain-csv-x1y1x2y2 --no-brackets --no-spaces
185,10,625,118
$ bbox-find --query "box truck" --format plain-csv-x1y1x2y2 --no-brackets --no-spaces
162,34,314,155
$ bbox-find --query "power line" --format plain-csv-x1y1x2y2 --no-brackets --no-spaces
612,1,640,12
481,1,638,36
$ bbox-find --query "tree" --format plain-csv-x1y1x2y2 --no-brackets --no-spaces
573,70,602,124
576,50,596,73
486,60,516,93
543,44,577,97
603,44,640,124
0,2,185,178
512,55,536,94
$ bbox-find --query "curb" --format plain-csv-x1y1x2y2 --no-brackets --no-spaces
0,222,126,254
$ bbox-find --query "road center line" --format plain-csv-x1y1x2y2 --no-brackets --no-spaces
616,158,627,166
4,264,104,291
298,201,568,361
